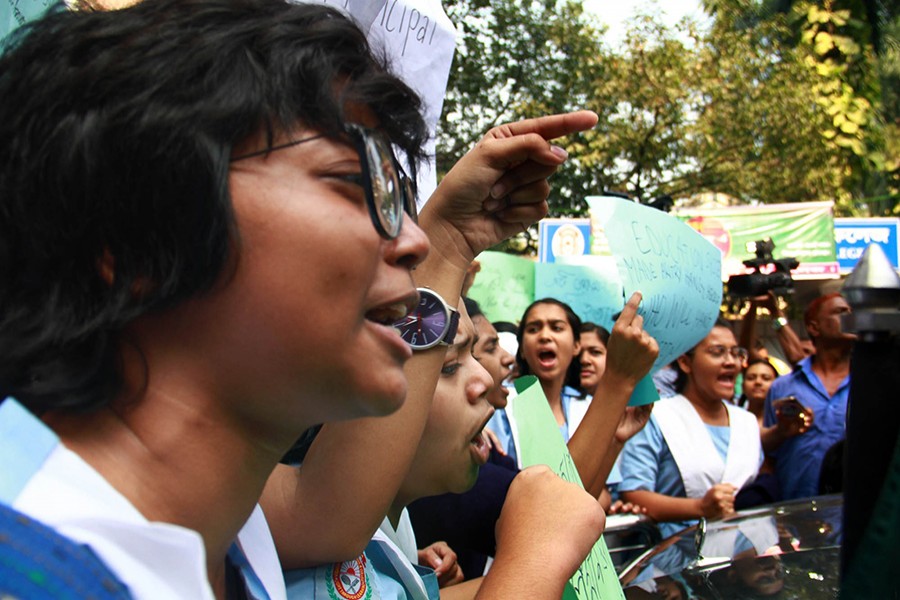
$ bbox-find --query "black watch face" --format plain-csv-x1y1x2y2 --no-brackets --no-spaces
395,292,449,349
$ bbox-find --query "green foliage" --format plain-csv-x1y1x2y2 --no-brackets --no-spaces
438,0,897,232
438,0,611,215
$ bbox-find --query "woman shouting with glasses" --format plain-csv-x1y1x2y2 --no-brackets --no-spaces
618,318,763,537
0,1,602,597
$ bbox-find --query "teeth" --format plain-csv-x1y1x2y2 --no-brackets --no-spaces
368,302,410,325
389,302,410,319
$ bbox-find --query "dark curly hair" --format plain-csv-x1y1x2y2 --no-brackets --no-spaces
0,0,427,414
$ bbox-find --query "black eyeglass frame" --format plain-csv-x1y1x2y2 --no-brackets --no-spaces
230,124,417,240
343,123,418,240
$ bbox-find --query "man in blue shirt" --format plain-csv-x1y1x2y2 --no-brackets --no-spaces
763,293,854,500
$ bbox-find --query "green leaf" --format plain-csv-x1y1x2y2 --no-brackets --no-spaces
814,32,834,55
839,120,859,134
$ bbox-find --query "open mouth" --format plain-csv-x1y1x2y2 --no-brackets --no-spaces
717,373,736,386
365,302,410,327
367,292,420,335
469,410,495,466
469,432,489,466
537,349,557,369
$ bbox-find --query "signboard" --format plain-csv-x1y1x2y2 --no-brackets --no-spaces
834,218,900,273
471,198,722,406
513,376,624,600
538,218,592,263
587,196,722,399
671,201,839,281
2,0,54,41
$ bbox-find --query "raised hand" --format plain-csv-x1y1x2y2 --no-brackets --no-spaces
604,291,660,386
614,403,654,445
420,111,599,270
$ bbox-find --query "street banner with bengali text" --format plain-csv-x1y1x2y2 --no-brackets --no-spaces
834,217,900,273
670,201,838,280
512,375,624,600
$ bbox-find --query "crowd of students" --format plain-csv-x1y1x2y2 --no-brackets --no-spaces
0,1,853,599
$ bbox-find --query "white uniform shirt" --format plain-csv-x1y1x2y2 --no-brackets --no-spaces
2,398,286,600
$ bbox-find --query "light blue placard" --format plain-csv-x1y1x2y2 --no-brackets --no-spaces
535,257,657,406
534,261,623,329
587,196,722,383
2,0,56,42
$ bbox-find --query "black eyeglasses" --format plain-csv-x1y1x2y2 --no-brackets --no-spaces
230,124,417,240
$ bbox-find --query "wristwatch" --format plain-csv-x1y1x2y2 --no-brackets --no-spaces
773,316,789,331
394,288,460,350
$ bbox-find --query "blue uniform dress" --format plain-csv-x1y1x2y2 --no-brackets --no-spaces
0,397,280,600
487,385,584,464
284,533,439,600
617,414,732,538
486,407,518,466
763,357,850,500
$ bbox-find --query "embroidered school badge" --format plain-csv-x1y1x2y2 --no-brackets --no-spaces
326,555,371,600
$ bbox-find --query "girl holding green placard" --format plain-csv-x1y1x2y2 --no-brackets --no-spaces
513,295,658,498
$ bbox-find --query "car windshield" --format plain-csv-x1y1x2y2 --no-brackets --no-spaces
620,495,842,599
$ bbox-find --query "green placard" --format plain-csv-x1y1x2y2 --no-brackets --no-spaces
512,376,625,600
466,250,535,323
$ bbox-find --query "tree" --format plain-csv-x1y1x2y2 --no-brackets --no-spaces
439,0,896,236
702,0,898,215
438,0,612,216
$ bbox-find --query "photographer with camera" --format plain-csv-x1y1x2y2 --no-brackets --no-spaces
730,239,813,369
762,293,854,500
738,291,813,370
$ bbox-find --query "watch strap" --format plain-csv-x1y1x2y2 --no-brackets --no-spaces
444,307,460,345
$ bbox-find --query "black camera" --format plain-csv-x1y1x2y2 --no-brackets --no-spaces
726,238,799,297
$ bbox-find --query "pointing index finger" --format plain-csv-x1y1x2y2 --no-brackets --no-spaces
488,110,599,142
616,291,643,325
